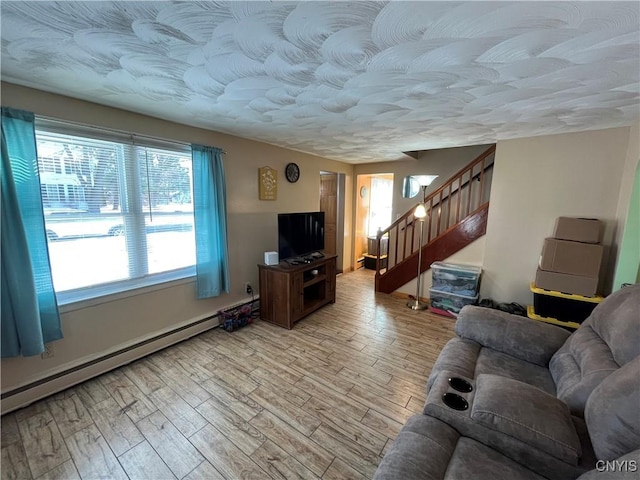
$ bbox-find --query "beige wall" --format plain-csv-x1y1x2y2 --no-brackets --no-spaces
1,83,353,397
481,127,634,306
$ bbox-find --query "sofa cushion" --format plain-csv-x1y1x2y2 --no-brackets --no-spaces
373,414,546,480
585,356,640,462
455,306,571,367
427,337,556,395
445,437,543,480
372,414,459,480
472,374,581,465
476,348,556,395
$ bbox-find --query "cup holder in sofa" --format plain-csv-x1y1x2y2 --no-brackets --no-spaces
442,392,469,411
448,377,473,393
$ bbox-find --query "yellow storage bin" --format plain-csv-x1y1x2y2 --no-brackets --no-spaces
530,283,603,324
527,305,581,330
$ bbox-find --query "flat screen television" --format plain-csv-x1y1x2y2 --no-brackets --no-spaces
278,212,325,260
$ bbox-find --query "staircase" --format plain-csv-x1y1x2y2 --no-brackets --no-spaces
374,145,495,294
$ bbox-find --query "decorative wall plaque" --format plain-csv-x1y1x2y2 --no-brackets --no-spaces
259,166,277,200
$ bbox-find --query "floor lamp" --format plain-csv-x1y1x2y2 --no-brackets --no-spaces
407,201,428,310
407,177,437,310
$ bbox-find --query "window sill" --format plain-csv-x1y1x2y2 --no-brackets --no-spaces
57,267,196,313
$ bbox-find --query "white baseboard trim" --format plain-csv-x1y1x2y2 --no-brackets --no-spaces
1,315,222,415
2,297,261,415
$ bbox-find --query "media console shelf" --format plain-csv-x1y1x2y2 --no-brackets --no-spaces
258,254,337,329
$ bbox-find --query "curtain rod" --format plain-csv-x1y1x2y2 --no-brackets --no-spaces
37,115,227,154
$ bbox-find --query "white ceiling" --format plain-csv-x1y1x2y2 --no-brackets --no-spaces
2,1,639,164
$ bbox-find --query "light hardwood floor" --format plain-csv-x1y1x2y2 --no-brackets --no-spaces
1,268,456,480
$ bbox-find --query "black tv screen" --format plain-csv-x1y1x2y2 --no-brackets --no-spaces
278,212,325,260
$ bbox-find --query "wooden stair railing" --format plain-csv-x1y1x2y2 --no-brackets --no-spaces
374,145,495,294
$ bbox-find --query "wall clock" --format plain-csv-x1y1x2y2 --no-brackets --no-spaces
285,162,300,183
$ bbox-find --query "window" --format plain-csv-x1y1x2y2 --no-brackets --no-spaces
35,124,195,302
367,176,393,237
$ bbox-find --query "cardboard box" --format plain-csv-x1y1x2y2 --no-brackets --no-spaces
553,217,601,244
539,238,603,277
535,268,599,297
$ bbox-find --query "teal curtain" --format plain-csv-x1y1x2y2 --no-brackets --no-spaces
192,145,230,298
1,107,62,357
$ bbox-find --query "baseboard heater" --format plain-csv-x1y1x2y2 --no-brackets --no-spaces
1,299,260,415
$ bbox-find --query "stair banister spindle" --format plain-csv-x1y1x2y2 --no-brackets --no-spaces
437,191,443,237
375,231,381,273
410,213,417,257
456,177,462,223
426,197,433,244
394,220,400,268
478,155,486,207
466,168,473,217
402,217,407,261
445,185,451,231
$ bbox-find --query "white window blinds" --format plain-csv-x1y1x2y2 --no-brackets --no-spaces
35,121,195,301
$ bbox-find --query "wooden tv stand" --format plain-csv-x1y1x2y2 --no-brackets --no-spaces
258,254,337,329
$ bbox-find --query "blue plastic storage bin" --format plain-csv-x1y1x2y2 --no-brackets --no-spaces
429,288,478,317
431,262,482,296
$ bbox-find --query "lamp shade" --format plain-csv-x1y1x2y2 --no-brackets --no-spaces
414,174,439,187
414,203,427,219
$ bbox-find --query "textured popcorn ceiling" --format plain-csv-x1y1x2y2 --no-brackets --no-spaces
1,1,639,163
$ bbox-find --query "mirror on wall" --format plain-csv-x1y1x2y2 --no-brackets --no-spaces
402,175,439,198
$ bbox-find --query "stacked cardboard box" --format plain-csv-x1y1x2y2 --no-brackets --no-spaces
535,217,603,297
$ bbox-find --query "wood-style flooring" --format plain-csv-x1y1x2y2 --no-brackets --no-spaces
1,268,456,480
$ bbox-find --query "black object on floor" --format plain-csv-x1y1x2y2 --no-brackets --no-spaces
478,298,527,317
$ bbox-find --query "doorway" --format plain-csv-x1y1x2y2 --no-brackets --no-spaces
355,173,394,267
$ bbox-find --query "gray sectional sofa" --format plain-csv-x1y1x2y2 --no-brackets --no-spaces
374,284,640,480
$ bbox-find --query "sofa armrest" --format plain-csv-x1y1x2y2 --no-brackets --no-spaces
455,306,571,367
